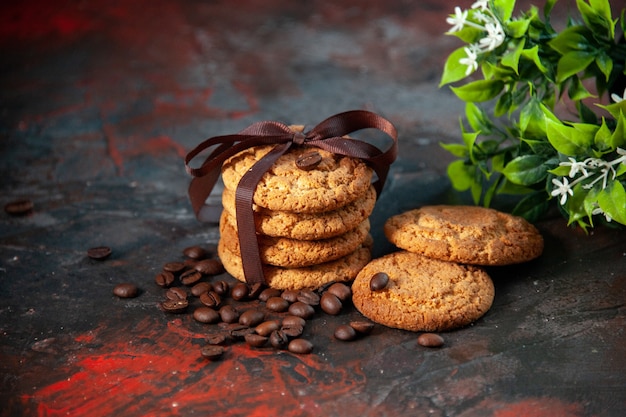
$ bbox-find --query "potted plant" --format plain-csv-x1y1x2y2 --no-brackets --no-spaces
440,0,626,230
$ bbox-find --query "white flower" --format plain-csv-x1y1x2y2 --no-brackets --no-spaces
559,157,589,178
478,21,505,51
446,7,468,33
459,45,479,75
551,177,574,205
610,88,626,103
471,0,489,11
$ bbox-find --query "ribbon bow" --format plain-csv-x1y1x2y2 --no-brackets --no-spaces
185,110,398,285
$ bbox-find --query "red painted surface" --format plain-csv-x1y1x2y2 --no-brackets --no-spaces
21,317,368,417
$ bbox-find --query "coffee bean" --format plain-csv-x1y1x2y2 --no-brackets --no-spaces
113,283,139,298
183,259,197,268
206,333,227,345
334,324,357,341
288,338,313,354
288,301,315,319
297,290,320,306
326,282,352,301
258,288,282,302
219,305,240,323
295,151,322,171
200,291,221,308
193,307,220,324
180,269,202,286
265,296,289,312
349,321,374,335
183,245,208,260
87,246,111,260
281,289,299,303
255,320,281,337
269,330,289,349
248,283,265,299
161,299,188,314
4,199,34,216
320,292,342,315
165,287,187,301
200,344,224,360
194,259,224,275
231,282,249,301
281,315,306,328
239,309,265,327
417,333,445,348
370,272,389,291
163,262,186,274
230,325,255,340
212,280,230,296
191,282,212,297
245,333,268,348
281,324,304,338
155,271,175,288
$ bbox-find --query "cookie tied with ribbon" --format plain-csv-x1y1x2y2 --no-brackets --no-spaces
185,110,398,285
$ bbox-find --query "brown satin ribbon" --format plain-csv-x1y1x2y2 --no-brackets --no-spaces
185,110,398,285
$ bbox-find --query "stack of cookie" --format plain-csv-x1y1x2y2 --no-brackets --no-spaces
352,205,544,332
217,127,376,290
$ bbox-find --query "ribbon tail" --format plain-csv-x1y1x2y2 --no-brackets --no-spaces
235,142,292,285
188,169,222,223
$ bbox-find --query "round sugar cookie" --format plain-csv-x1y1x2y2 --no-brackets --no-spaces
352,250,495,332
218,239,372,291
221,185,376,240
384,205,543,265
219,211,370,267
221,144,373,213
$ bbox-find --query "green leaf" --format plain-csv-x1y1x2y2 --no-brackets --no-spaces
440,142,468,158
609,111,626,149
494,90,513,117
501,38,525,74
545,118,594,156
520,45,549,75
447,160,474,191
543,0,557,18
583,186,600,226
598,181,626,225
512,191,550,222
462,127,480,164
497,178,534,195
465,102,492,133
548,26,590,55
565,182,592,227
596,101,626,119
576,100,599,125
593,117,613,152
451,79,505,102
556,51,596,83
502,154,548,185
450,25,484,44
492,0,515,21
519,96,547,138
576,0,616,40
567,76,594,101
506,18,531,38
440,47,472,87
595,52,613,82
548,165,572,177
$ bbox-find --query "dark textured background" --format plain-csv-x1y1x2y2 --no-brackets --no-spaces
1,1,625,416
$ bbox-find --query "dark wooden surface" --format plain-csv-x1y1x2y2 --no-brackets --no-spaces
1,1,625,416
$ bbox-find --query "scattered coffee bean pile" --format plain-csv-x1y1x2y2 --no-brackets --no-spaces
153,245,380,360
106,244,445,357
